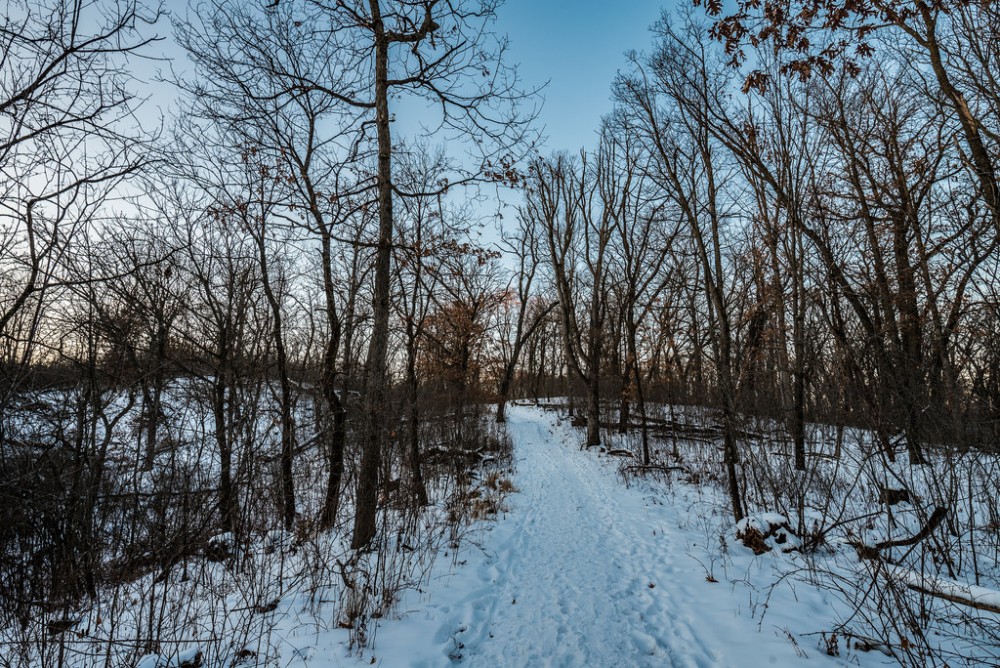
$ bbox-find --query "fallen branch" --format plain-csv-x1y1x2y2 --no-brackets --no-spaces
850,506,948,561
892,569,1000,615
620,464,686,474
848,635,894,656
876,506,947,551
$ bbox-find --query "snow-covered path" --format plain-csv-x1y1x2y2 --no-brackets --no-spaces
408,405,815,668
446,405,718,667
341,405,835,667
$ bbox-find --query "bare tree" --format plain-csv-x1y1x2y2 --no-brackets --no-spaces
494,213,555,423
696,1,1000,237
392,145,457,507
615,15,746,521
528,152,614,448
177,0,535,547
601,117,678,464
177,2,376,534
327,0,535,549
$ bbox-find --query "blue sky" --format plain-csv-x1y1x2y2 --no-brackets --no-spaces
493,0,664,153
149,1,666,154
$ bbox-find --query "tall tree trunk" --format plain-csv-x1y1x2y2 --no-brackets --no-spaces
214,375,238,536
352,4,393,549
142,319,169,471
586,337,601,447
719,376,745,523
319,336,346,529
627,321,650,466
892,215,926,465
496,373,511,423
791,234,807,472
586,382,601,446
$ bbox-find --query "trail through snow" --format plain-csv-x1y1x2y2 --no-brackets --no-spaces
382,405,827,667
316,405,842,667
442,405,719,667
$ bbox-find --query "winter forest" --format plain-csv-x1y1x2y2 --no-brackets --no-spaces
2,0,1000,666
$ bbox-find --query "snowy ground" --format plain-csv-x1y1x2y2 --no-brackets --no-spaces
335,404,869,667
17,401,995,666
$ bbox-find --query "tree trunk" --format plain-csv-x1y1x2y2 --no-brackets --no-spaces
214,376,238,535
586,373,601,447
318,333,346,529
254,220,296,530
791,235,807,472
142,321,169,471
352,4,393,549
406,326,428,506
720,391,745,523
628,323,650,466
496,373,511,423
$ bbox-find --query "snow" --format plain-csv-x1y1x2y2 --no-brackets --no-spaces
11,400,999,666
136,647,202,668
336,405,852,667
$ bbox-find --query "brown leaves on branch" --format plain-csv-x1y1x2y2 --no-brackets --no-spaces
692,0,975,92
483,155,522,188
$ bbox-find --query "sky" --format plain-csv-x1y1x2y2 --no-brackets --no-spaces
492,0,665,153
145,1,667,153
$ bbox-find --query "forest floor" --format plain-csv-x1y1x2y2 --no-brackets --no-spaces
325,404,868,667
90,400,997,667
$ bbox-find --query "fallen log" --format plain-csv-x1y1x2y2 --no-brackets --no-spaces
607,449,635,458
850,506,948,561
620,464,686,474
892,569,1000,615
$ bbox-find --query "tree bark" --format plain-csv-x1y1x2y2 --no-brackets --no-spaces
352,1,393,549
